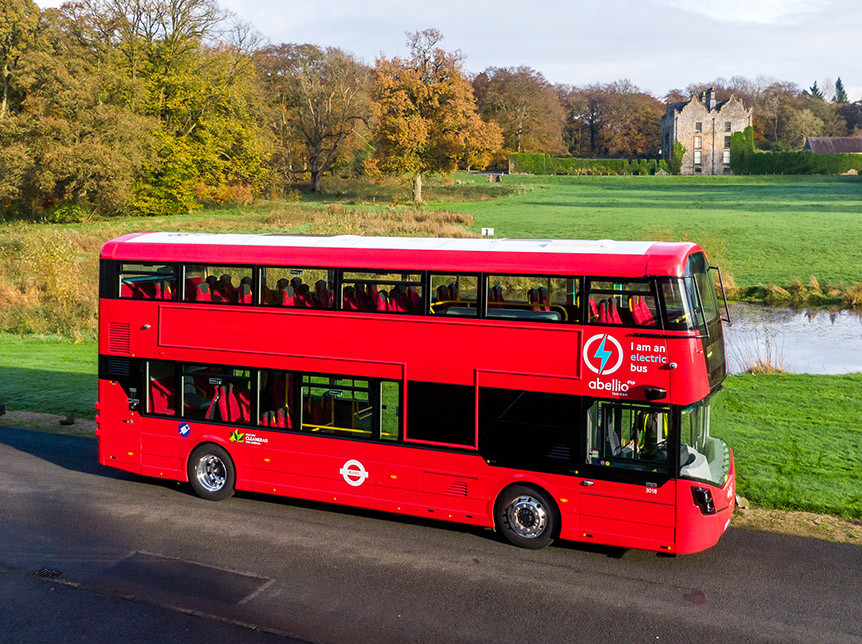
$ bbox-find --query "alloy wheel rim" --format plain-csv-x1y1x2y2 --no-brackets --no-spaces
196,455,227,492
507,495,547,538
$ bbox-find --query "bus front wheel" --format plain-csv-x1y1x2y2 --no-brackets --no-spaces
188,444,236,501
495,484,557,549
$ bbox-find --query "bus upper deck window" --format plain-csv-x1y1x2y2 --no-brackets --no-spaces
586,280,658,328
485,275,577,323
341,271,423,314
430,274,477,317
119,263,177,300
185,266,253,305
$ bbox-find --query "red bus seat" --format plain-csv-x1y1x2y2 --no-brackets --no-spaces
375,290,389,311
150,377,175,415
276,406,291,429
205,276,223,302
434,285,450,313
342,286,359,310
238,277,253,304
609,298,623,324
527,288,539,311
205,388,220,420
537,286,550,311
314,280,332,309
185,277,202,301
408,286,422,312
237,387,251,422
638,297,655,326
196,281,212,302
276,278,294,306
598,300,609,324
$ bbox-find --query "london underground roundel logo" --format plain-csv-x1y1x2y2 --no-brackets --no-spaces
584,333,624,375
340,459,368,486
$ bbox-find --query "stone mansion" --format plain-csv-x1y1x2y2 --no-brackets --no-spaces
661,88,752,174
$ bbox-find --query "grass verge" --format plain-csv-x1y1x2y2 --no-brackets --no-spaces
1,336,858,521
714,373,861,519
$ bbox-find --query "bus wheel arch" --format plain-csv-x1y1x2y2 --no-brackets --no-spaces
494,482,559,549
187,442,236,501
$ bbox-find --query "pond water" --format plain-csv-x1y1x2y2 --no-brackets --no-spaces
725,304,862,375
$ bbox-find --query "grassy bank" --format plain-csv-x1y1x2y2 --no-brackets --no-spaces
0,199,480,340
714,373,861,519
0,335,97,418
0,335,858,519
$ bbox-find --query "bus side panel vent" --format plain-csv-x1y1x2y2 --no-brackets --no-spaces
107,358,131,378
446,481,469,497
108,322,131,354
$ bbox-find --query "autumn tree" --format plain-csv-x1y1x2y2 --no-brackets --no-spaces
472,66,564,153
0,6,156,216
81,0,268,214
0,0,40,119
559,81,662,158
255,44,371,193
367,28,501,202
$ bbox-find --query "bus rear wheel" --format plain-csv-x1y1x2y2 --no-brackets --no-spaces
188,444,235,501
495,484,557,549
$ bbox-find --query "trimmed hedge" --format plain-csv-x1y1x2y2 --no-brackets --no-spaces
509,154,666,176
731,126,862,175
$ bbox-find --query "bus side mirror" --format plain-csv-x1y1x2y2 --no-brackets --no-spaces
708,265,732,326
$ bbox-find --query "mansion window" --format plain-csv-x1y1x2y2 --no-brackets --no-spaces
694,151,702,165
694,136,702,149
724,121,731,132
723,150,731,164
695,122,702,132
724,136,732,149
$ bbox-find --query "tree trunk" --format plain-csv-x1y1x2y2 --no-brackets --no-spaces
412,173,422,202
1,62,9,120
311,168,323,192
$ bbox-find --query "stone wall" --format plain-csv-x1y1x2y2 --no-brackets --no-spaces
662,92,752,175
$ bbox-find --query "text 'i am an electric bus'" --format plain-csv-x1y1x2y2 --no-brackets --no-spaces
97,233,735,553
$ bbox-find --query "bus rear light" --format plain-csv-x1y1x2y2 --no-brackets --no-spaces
691,487,716,515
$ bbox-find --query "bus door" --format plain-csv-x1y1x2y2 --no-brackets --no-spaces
97,377,141,468
289,375,386,509
579,402,676,550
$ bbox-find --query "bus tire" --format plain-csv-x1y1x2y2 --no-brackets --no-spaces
495,484,557,550
188,444,235,501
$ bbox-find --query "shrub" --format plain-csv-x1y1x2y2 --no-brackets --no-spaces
509,154,659,176
732,126,862,175
669,141,686,175
47,202,88,224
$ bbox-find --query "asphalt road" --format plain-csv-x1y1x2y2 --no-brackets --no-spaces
0,426,859,643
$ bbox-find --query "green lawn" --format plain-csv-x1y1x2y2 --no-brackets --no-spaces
446,175,862,290
1,335,858,518
0,335,97,418
714,373,861,519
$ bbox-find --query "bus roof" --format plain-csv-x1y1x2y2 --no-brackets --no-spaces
101,233,703,277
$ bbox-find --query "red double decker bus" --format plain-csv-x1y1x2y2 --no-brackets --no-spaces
97,233,735,553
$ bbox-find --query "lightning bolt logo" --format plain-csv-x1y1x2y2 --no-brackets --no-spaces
594,334,612,374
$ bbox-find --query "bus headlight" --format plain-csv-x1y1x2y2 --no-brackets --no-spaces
691,487,716,515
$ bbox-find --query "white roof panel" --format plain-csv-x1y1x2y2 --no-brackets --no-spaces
127,233,655,256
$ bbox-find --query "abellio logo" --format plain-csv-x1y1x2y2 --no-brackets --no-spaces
584,333,624,375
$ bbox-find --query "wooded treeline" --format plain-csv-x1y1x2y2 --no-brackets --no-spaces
1,0,859,217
